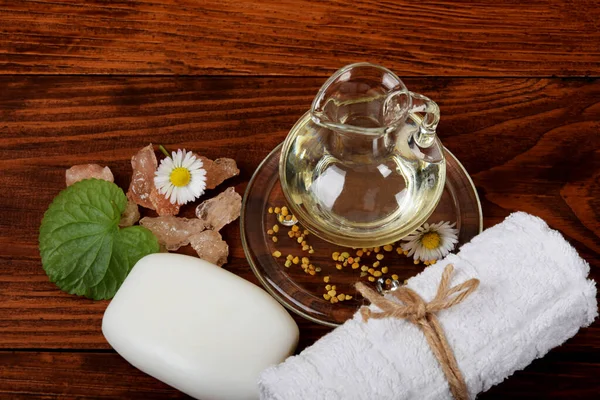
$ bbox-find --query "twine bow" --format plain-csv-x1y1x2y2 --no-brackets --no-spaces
355,264,479,400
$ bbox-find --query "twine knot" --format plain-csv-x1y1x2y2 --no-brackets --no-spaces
414,301,427,321
355,264,479,400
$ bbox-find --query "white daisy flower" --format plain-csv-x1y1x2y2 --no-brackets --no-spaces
401,221,458,263
154,149,207,205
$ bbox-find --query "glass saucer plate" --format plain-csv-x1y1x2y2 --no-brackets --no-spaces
241,143,482,327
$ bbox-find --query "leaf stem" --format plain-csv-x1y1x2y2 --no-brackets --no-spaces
159,145,171,158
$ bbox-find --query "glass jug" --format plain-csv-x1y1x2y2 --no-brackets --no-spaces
279,63,446,248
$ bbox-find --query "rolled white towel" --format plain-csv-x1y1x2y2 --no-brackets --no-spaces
259,212,598,400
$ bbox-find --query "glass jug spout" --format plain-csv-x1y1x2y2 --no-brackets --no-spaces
310,63,440,149
310,63,412,136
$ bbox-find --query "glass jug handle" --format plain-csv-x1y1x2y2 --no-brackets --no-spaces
407,92,440,148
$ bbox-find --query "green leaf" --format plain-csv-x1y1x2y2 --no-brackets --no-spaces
39,179,159,300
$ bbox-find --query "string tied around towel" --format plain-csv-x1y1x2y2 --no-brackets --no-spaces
356,264,479,400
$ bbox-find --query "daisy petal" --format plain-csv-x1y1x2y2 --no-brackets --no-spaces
189,160,204,171
182,151,195,169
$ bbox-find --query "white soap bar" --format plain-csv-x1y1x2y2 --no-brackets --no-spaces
102,253,299,400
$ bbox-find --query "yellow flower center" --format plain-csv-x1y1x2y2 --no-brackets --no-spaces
421,231,441,250
169,167,191,187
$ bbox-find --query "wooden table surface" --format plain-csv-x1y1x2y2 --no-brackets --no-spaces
1,1,599,398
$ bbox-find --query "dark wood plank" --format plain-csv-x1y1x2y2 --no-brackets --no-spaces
0,75,598,397
1,0,599,77
0,352,190,399
0,350,598,399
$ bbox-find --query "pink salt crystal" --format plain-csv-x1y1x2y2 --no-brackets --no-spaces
189,230,229,267
149,187,180,216
195,187,241,231
197,156,239,189
127,144,157,210
65,164,114,186
139,216,206,251
119,200,140,227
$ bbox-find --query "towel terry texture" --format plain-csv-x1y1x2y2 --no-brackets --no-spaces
259,212,598,400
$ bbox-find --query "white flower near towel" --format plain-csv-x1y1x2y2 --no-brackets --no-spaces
401,221,459,262
259,212,598,400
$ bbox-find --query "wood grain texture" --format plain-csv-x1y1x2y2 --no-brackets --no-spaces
1,0,600,77
0,352,191,399
1,75,599,397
